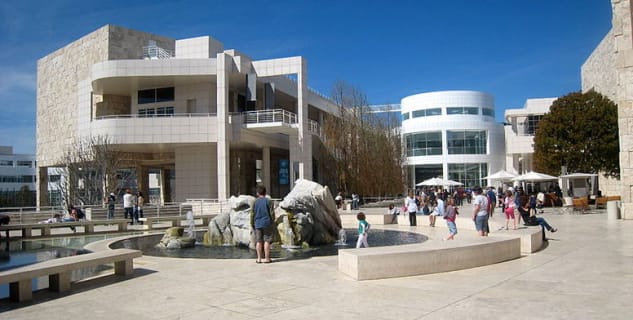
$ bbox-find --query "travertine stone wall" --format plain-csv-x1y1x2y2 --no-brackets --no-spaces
37,25,174,167
612,0,633,219
581,1,633,218
582,30,617,99
37,25,110,166
95,94,131,117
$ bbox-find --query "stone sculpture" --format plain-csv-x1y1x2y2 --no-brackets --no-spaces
157,226,196,249
203,179,342,248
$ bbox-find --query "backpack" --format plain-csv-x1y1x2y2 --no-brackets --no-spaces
76,208,86,219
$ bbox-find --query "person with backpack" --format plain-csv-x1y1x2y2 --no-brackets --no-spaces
251,185,275,264
356,211,370,248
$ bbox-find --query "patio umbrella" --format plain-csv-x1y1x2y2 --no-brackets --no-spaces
416,177,445,186
513,171,558,182
484,170,517,181
443,179,463,186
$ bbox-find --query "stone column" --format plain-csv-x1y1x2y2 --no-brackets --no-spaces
217,53,231,201
136,165,149,203
613,0,633,219
162,169,172,204
263,147,271,193
37,166,49,207
297,58,313,181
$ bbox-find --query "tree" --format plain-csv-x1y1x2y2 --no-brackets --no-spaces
533,90,619,178
53,135,131,207
322,81,405,197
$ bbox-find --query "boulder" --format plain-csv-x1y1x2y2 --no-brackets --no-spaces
157,226,196,249
203,180,342,248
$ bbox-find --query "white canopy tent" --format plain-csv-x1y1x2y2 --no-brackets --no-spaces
513,171,558,182
484,170,517,182
416,177,445,186
416,177,463,189
559,173,598,197
513,171,559,193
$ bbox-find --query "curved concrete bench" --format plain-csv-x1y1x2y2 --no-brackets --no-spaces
338,215,544,280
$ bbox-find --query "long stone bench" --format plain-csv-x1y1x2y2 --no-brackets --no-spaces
137,214,217,230
337,213,544,280
0,219,129,238
338,237,521,280
0,248,142,302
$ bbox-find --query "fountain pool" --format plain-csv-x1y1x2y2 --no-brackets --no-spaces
111,228,427,260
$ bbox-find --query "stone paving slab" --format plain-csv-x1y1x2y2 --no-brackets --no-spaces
1,207,632,319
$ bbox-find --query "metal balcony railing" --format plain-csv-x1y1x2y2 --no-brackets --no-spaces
143,44,173,60
242,109,298,125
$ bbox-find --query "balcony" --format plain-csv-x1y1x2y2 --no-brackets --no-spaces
91,113,219,145
241,109,322,138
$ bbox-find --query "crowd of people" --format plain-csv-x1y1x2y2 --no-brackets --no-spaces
365,185,559,244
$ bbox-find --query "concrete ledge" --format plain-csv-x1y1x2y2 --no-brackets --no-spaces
0,219,129,238
339,237,521,280
0,248,142,302
494,226,544,254
338,212,545,280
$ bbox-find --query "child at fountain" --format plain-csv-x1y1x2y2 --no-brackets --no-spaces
443,197,458,240
388,204,399,224
251,185,274,264
356,212,370,248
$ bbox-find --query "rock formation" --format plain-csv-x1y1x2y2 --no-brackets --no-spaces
203,179,342,248
156,226,196,249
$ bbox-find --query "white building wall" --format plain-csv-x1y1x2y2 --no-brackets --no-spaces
401,90,505,187
503,97,557,175
175,145,217,201
0,147,36,192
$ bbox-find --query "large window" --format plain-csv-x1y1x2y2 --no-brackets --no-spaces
447,130,486,155
482,108,495,117
415,164,443,185
0,160,13,166
448,163,488,188
402,112,410,121
524,115,543,135
0,175,35,183
447,107,479,115
138,87,174,104
411,108,441,118
17,160,32,168
405,132,442,156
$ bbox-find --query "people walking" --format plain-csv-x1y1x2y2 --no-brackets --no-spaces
406,191,418,226
107,193,116,219
472,186,489,236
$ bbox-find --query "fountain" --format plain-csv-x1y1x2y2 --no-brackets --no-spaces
203,180,343,249
156,211,196,249
280,215,301,249
335,229,348,246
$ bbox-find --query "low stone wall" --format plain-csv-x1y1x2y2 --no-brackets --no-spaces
338,237,521,280
337,212,544,280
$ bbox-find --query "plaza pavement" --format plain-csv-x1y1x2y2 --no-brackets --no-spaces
1,206,632,319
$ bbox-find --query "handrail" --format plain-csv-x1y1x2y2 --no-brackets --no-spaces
242,109,297,125
95,113,216,120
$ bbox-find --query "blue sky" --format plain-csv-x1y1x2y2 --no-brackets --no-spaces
0,0,612,154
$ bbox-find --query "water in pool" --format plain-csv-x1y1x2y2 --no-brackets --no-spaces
111,228,427,260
